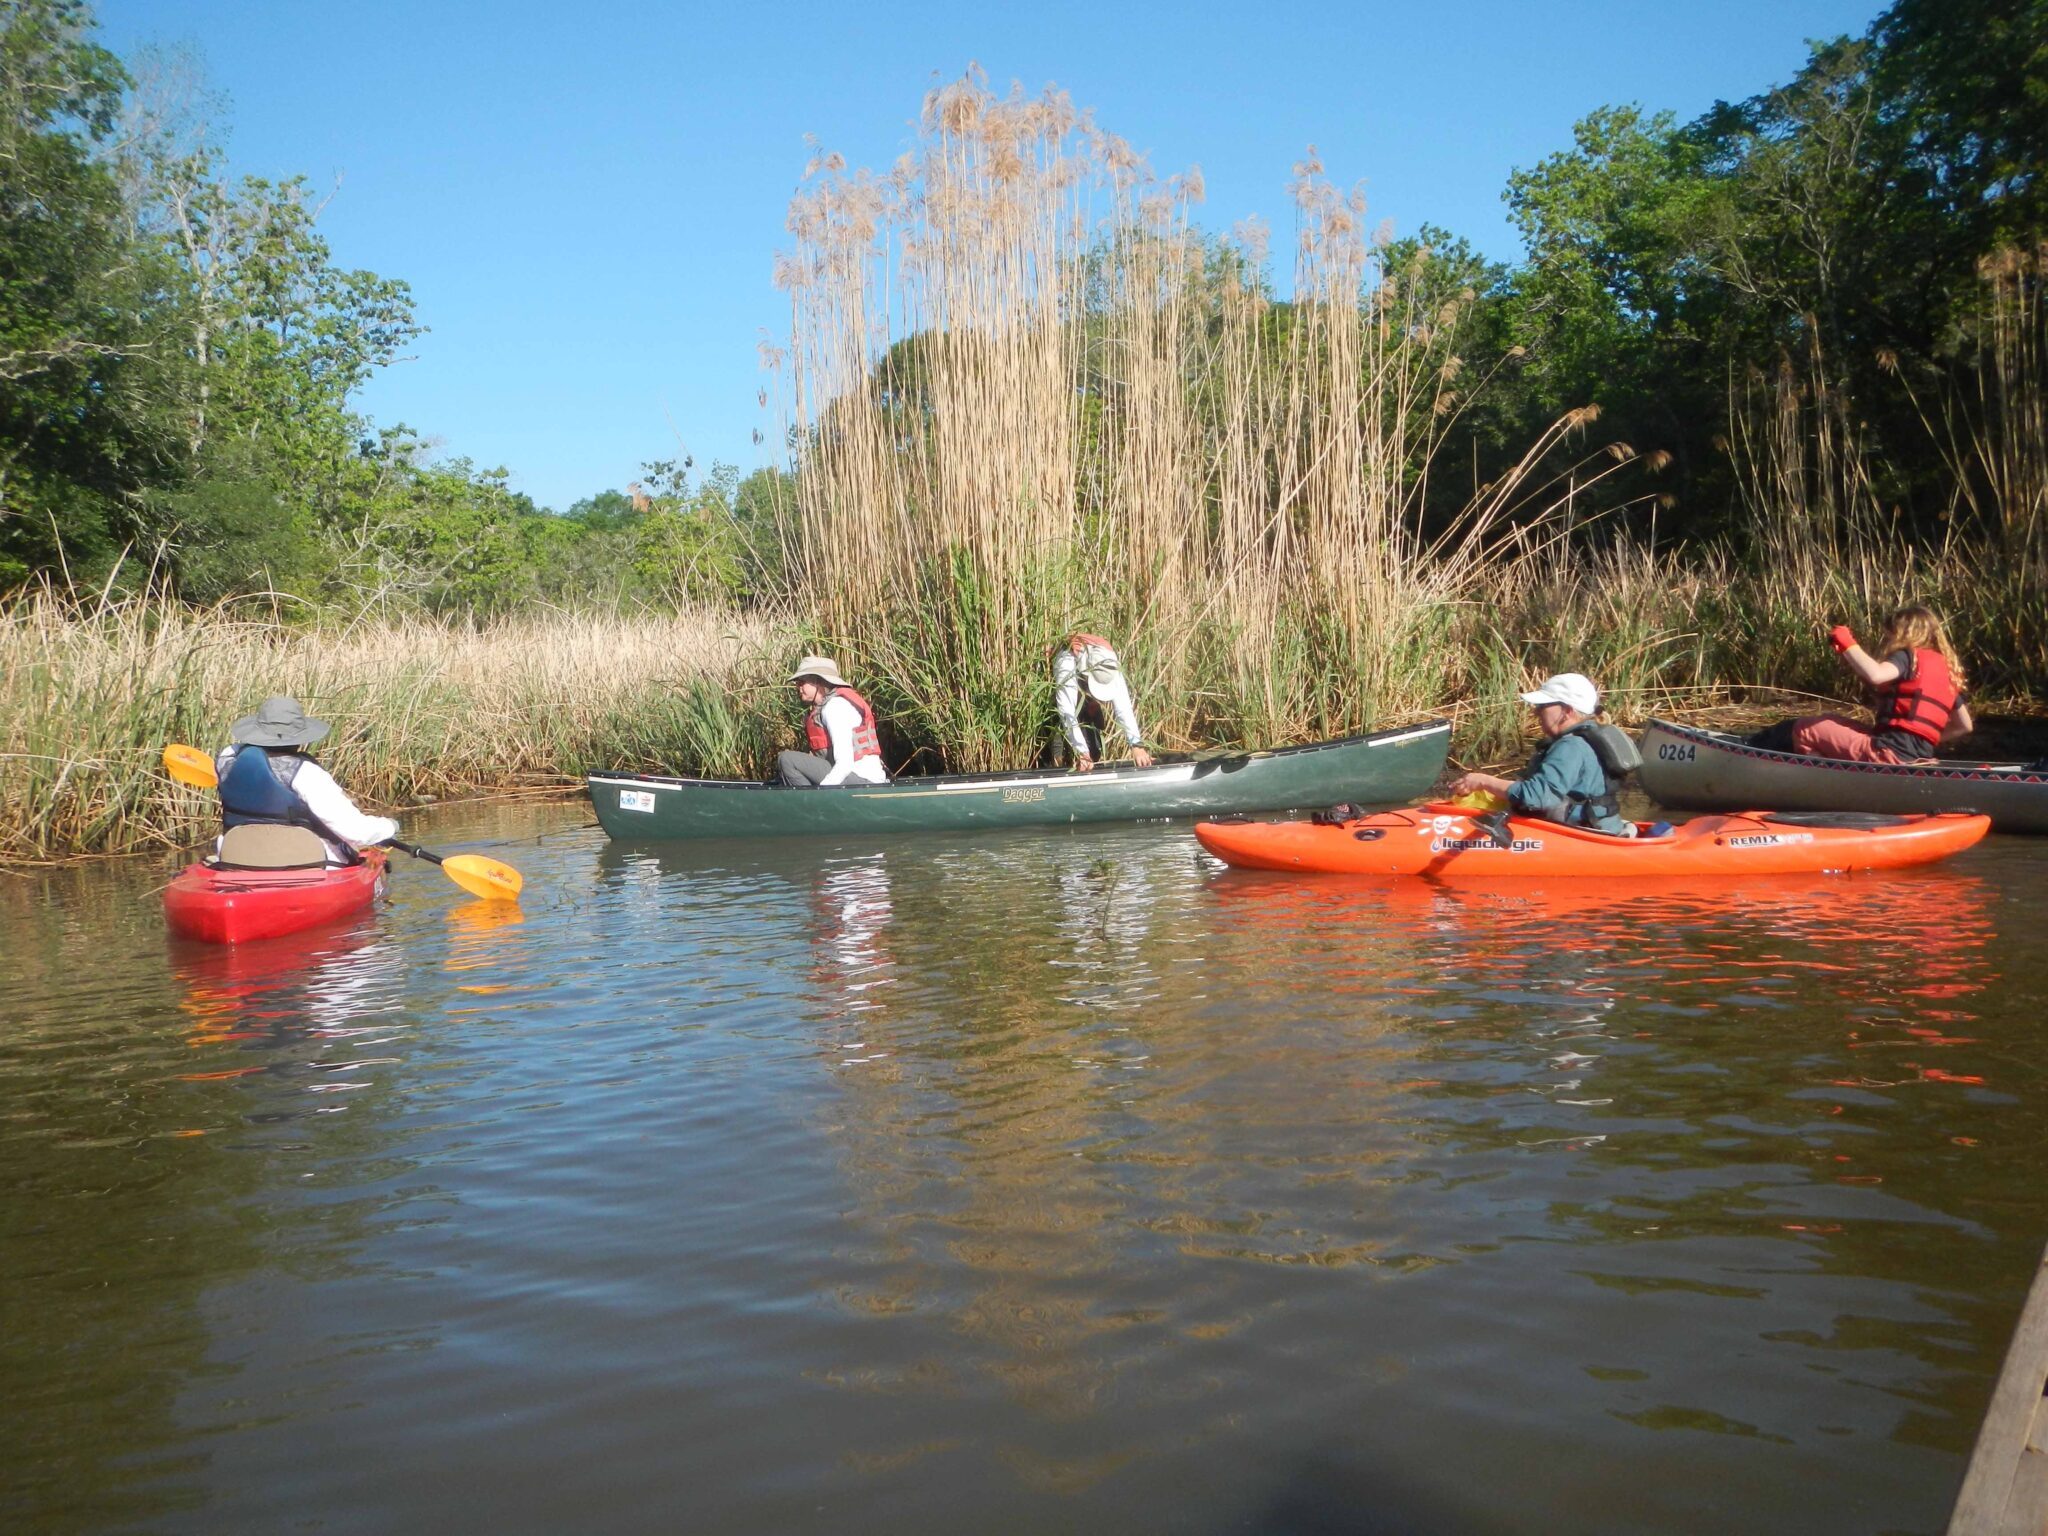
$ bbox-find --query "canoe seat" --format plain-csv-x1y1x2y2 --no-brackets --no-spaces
217,824,329,869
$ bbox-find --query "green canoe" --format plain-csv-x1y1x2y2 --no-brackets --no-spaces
588,720,1451,841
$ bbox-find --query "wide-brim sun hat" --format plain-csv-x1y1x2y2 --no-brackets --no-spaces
229,695,332,748
1519,673,1600,715
788,655,851,689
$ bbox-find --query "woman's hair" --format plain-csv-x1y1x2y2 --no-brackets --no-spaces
1876,603,1967,687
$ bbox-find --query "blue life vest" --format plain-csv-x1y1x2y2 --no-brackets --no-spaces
218,747,361,863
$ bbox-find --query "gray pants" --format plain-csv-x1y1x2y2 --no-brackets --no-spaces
777,750,834,787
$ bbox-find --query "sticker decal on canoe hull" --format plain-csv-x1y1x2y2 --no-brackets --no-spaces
618,789,657,813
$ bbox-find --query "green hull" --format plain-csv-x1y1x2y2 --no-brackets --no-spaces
588,721,1451,841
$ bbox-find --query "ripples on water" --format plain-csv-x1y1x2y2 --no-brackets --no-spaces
3,804,2046,1535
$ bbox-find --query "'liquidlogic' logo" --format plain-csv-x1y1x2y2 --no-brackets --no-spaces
1431,836,1544,853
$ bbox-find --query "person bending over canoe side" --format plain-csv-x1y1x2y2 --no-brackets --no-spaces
1749,603,1974,765
1447,673,1640,838
1052,631,1155,773
777,656,889,788
214,696,399,868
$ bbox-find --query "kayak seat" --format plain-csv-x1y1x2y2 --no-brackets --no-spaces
216,824,330,870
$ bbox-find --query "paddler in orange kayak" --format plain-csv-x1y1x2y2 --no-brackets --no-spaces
1052,631,1155,772
213,696,399,868
1750,602,1974,764
1447,673,1640,837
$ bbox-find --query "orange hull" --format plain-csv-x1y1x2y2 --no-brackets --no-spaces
1193,806,1990,879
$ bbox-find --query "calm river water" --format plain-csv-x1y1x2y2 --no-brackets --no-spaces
5,800,2047,1535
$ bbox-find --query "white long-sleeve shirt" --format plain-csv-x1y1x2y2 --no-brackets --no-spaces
817,695,888,786
215,746,400,865
1053,643,1145,760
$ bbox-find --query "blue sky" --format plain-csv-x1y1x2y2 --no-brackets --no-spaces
97,0,1886,512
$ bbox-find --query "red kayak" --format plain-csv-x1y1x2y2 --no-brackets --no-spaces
164,849,388,944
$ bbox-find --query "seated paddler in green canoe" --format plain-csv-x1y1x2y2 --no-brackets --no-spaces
776,656,891,788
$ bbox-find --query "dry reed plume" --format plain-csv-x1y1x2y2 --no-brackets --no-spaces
772,71,1648,767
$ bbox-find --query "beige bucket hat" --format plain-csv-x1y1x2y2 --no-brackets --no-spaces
788,655,851,688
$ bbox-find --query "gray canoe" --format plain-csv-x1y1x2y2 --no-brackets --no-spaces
1637,717,2048,834
589,720,1451,840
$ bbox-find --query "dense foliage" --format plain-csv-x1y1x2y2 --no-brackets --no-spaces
1470,0,2047,549
0,0,787,608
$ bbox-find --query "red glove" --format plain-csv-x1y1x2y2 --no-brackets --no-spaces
1828,625,1857,653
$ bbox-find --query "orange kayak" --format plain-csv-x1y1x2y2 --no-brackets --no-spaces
1193,805,1990,879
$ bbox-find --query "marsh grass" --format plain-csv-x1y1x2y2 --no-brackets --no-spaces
773,73,1654,772
0,581,781,860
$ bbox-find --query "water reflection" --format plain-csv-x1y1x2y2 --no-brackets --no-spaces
811,853,895,1025
4,811,2045,1536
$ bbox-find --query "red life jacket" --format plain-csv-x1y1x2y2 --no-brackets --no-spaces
1876,648,1957,744
804,686,883,763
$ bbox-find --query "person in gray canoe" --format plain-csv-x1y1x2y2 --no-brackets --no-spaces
214,696,399,867
776,656,890,788
1447,673,1641,837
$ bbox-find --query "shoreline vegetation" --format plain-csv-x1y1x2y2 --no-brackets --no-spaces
5,6,2044,861
3,544,2038,864
0,585,777,862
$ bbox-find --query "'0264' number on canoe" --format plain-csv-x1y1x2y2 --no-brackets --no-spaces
1657,742,1696,762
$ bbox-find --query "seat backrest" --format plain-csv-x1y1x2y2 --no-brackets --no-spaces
217,823,329,869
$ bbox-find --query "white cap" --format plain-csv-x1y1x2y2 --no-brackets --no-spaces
1519,673,1599,714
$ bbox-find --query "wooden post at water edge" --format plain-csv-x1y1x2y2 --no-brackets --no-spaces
1949,1242,2048,1535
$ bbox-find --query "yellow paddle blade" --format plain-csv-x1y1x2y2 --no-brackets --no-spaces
1449,788,1509,812
164,743,219,789
440,854,523,903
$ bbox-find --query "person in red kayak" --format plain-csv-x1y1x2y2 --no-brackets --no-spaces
214,697,399,867
777,656,889,788
1052,631,1155,772
1751,603,1974,764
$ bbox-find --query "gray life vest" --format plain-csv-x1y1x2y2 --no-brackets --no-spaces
1533,721,1641,825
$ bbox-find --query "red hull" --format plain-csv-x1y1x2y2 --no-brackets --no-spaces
163,849,387,944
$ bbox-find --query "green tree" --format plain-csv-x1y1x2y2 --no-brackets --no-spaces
0,0,178,584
